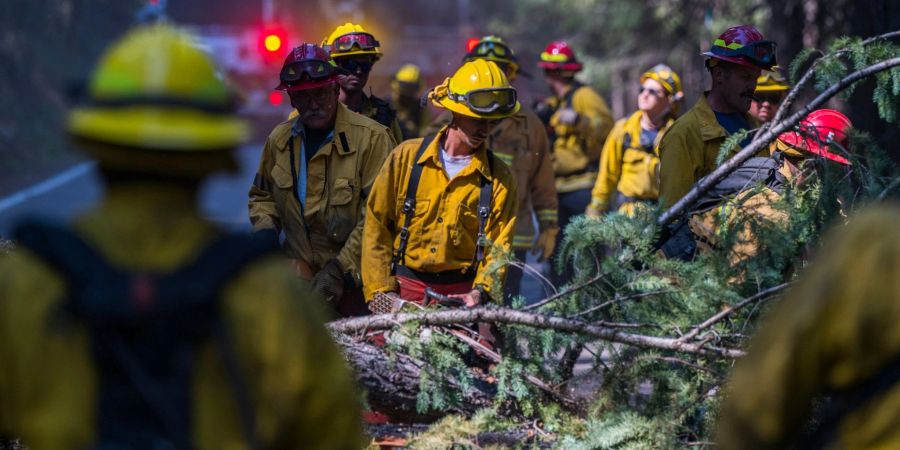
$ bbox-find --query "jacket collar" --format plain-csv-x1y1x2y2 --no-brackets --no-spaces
417,125,493,179
694,93,728,142
285,103,357,156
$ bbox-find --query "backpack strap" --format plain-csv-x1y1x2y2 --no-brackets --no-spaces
392,134,436,273
14,221,276,450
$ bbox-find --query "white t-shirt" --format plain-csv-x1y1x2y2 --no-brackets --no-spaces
439,146,474,179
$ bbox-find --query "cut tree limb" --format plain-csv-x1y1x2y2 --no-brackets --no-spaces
329,307,746,358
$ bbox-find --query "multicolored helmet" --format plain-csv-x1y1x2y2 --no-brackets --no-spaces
275,43,340,92
702,25,778,71
538,40,583,72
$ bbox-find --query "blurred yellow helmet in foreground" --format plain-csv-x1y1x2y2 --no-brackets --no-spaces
67,24,248,176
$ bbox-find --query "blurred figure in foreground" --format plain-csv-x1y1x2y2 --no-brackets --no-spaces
717,205,900,449
0,25,363,449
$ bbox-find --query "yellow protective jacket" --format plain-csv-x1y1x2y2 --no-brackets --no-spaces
249,103,394,281
356,93,404,146
546,83,614,193
426,109,558,250
716,206,900,449
362,127,518,300
0,184,364,450
657,93,759,209
589,110,674,215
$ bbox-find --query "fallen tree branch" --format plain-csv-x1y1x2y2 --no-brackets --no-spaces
522,272,605,311
675,282,791,344
329,307,746,358
658,56,900,226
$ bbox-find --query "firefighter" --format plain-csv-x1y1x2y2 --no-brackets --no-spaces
0,24,363,449
587,64,684,217
657,25,778,209
323,23,403,145
391,63,430,140
534,40,614,286
249,43,394,317
425,36,559,300
716,205,900,449
661,109,853,265
362,59,519,307
749,70,790,123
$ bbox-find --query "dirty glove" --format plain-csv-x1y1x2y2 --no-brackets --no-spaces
312,258,345,302
556,108,579,125
531,227,559,262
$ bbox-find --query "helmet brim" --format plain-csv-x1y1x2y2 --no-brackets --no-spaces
537,61,583,71
67,106,250,151
275,76,338,92
702,52,776,71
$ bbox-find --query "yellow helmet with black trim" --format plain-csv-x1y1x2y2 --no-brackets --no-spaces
640,64,683,100
323,23,382,60
67,24,248,153
756,70,790,92
429,59,520,120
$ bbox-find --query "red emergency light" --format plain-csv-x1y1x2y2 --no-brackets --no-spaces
258,25,289,64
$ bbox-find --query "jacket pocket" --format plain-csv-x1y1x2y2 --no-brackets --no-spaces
452,203,479,256
271,164,294,189
330,177,354,206
621,149,659,197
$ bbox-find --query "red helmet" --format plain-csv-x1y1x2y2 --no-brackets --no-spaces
275,43,341,92
702,25,778,71
777,109,852,165
538,40,583,72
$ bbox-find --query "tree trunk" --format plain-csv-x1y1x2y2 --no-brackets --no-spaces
335,336,495,423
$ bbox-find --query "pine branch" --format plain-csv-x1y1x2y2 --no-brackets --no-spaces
765,30,900,132
329,307,746,358
521,272,605,311
675,282,791,344
658,56,900,226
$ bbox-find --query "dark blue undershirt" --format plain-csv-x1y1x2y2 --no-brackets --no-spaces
714,111,753,148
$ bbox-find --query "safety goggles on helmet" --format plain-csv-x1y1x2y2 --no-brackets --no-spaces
336,58,374,74
331,32,380,52
710,39,778,68
470,41,513,60
448,87,518,114
280,60,336,84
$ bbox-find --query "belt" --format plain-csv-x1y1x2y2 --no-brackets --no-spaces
396,265,476,285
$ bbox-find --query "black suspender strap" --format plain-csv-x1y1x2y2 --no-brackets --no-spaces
392,134,436,273
472,151,494,268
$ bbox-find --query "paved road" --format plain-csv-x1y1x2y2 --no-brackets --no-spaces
0,144,262,236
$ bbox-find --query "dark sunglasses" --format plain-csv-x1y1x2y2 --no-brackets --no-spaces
755,92,785,104
711,40,777,67
638,86,665,97
336,58,374,74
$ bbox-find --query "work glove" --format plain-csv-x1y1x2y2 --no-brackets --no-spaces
556,108,579,126
531,227,559,262
312,258,345,303
368,291,403,315
585,199,607,219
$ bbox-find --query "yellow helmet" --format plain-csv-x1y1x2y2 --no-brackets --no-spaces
429,59,520,120
463,36,520,77
756,70,790,92
640,64,683,100
67,24,249,153
392,64,423,93
323,23,382,60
